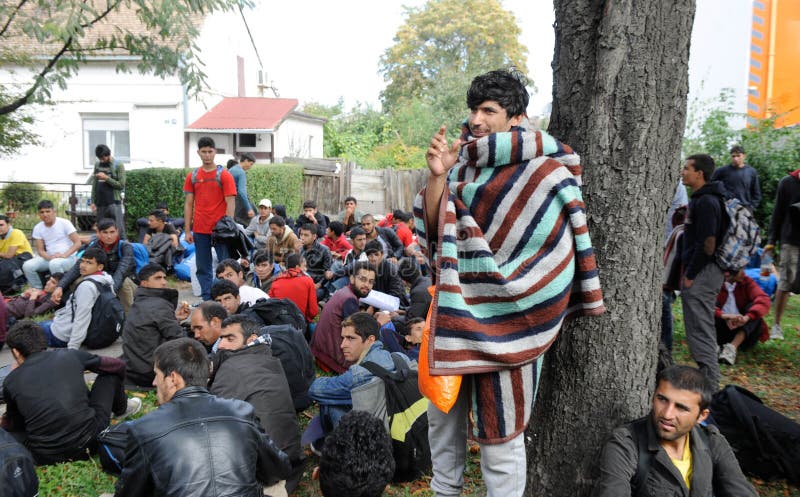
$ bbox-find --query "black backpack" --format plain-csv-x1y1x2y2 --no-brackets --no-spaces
244,298,308,339
0,427,38,497
260,324,315,412
72,279,125,349
362,354,431,482
711,385,800,485
0,259,26,294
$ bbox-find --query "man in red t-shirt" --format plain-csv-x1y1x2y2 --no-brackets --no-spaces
183,137,236,301
270,253,319,323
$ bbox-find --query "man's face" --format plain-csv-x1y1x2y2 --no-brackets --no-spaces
367,251,384,266
352,234,367,251
240,159,255,171
408,321,425,344
148,215,165,230
79,257,103,276
299,228,316,248
44,277,60,293
269,224,284,238
255,261,272,280
303,207,317,218
468,100,523,138
98,226,119,245
651,380,709,442
0,220,9,236
217,324,247,351
350,268,375,298
326,227,336,240
197,146,216,167
190,311,222,346
37,208,55,225
731,152,745,168
258,205,271,218
681,160,703,189
98,154,112,165
153,366,177,405
214,292,240,315
217,266,243,287
340,325,374,363
345,200,356,212
360,218,375,235
141,271,168,289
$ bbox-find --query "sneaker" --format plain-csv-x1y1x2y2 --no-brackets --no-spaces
113,397,142,420
770,323,784,340
718,343,737,365
309,437,325,457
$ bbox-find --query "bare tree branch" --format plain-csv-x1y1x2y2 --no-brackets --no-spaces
0,36,72,116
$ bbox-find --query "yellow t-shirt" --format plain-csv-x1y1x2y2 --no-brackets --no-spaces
0,227,33,256
669,434,693,489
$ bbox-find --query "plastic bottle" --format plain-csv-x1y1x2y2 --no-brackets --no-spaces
760,251,773,276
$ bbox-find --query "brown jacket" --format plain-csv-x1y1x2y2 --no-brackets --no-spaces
267,228,298,264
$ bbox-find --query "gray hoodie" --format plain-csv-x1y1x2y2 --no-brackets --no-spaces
50,272,114,349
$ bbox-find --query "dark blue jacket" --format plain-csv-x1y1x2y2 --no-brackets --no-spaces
711,164,761,209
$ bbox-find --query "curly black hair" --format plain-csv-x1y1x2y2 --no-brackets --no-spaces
466,67,530,118
319,410,395,497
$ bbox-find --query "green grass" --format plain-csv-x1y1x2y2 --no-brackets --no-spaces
33,296,800,497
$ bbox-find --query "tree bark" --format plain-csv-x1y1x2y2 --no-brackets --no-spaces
526,1,695,496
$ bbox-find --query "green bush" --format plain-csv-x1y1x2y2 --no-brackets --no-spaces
125,168,190,235
1,182,44,211
246,163,304,215
124,165,305,235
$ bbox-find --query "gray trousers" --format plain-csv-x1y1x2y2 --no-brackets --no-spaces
681,263,724,390
427,382,527,497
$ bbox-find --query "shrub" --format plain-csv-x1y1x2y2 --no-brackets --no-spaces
246,163,304,215
1,182,44,211
124,168,190,235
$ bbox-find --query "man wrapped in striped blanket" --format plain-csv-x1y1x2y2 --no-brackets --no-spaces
413,68,605,497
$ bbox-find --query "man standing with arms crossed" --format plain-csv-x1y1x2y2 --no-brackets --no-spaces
184,137,236,301
416,68,604,497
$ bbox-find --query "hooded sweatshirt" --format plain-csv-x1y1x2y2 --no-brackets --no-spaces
50,272,114,349
267,227,298,263
767,169,800,246
682,181,728,280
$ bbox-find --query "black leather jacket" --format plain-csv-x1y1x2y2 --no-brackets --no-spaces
114,387,291,497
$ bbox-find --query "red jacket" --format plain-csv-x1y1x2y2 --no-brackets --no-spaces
269,268,319,323
715,274,771,341
321,234,352,259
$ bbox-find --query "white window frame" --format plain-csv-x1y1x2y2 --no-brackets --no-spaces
82,115,130,168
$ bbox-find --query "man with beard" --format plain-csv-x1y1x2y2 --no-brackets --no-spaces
592,365,755,497
310,262,375,373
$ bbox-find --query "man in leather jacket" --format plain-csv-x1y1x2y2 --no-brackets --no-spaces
114,338,291,497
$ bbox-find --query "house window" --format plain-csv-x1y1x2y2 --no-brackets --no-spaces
238,133,257,147
83,116,130,167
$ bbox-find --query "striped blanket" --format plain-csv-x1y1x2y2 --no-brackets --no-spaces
413,125,605,376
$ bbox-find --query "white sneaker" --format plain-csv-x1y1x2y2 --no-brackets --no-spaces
113,397,142,420
718,343,737,365
770,323,784,341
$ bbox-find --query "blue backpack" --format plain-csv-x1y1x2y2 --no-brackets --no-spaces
120,241,149,274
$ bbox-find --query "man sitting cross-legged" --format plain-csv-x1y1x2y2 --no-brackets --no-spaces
592,365,756,497
215,258,269,307
309,312,407,444
122,263,190,387
209,315,304,495
114,338,291,497
39,246,116,349
1,320,141,465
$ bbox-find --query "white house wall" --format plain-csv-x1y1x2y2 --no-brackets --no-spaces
274,117,324,161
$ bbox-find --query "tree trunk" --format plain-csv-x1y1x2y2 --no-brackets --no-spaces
526,1,695,496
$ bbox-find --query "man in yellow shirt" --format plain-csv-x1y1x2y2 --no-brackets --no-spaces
592,366,756,497
0,215,33,293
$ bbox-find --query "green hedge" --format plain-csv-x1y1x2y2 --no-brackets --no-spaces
125,164,304,235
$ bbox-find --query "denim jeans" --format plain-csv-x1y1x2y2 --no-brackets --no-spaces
22,255,78,289
193,233,229,301
661,290,676,351
40,320,68,348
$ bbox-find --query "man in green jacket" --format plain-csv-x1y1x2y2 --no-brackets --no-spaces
91,144,127,240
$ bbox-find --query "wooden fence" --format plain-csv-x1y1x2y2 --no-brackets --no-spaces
291,157,428,218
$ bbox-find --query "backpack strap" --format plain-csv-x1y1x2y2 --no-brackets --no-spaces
362,353,410,382
629,417,652,495
70,278,108,323
191,165,223,189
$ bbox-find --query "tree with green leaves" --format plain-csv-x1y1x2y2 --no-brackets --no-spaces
379,0,528,127
0,0,248,117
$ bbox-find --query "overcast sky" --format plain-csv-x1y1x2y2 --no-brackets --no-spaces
252,1,751,120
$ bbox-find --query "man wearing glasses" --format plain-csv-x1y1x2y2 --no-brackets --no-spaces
310,261,376,374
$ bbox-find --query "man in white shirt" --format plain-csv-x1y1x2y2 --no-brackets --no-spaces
215,258,269,306
22,200,81,289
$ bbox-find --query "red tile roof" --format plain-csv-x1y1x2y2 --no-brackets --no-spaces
187,97,300,131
